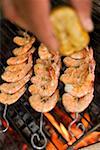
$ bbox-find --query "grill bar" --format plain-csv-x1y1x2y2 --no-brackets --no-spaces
67,123,100,150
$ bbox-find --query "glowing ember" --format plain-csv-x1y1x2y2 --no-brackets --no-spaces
81,113,91,129
60,123,71,142
46,141,57,150
44,110,100,150
74,131,100,149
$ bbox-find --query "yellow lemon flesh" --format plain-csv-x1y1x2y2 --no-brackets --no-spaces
50,7,90,56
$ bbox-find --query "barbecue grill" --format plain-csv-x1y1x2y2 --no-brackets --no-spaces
0,0,100,149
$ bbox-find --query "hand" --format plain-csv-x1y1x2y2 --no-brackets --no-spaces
1,0,93,52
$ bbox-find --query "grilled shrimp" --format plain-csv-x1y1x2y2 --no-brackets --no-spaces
70,48,88,59
13,37,35,56
64,60,95,97
31,76,50,86
34,59,61,77
38,43,60,63
36,58,50,64
60,63,89,84
5,62,26,72
29,89,59,112
29,43,60,97
0,86,26,105
2,55,33,82
0,70,32,94
31,65,59,97
34,79,58,97
34,63,49,77
38,43,52,60
52,59,61,77
31,76,58,97
63,56,85,67
7,48,34,65
62,88,94,112
31,58,60,97
63,48,92,67
13,35,31,46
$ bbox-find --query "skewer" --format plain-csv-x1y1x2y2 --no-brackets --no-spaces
68,112,85,138
31,113,47,149
0,104,9,133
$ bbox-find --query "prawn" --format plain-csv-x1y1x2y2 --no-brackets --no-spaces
29,89,59,112
34,59,60,77
34,63,49,77
0,70,32,94
60,63,89,84
38,44,52,60
13,37,35,56
31,75,58,97
64,61,95,98
2,55,33,82
63,47,92,67
63,56,86,67
38,44,60,63
7,48,34,65
0,86,26,105
33,79,58,97
5,62,27,72
36,58,50,65
31,76,50,86
31,65,59,97
35,58,61,77
51,59,61,78
70,48,88,59
13,34,31,46
62,88,94,112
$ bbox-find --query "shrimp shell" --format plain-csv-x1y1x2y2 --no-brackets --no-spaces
60,63,89,84
70,48,88,59
7,48,34,65
31,64,59,97
5,62,26,72
64,57,95,97
64,75,93,98
63,56,85,67
0,86,26,105
29,89,59,112
0,70,32,94
31,76,58,97
31,76,50,85
13,35,31,46
62,88,94,112
63,48,92,67
13,37,35,56
31,59,60,97
38,44,60,64
38,44,52,60
2,55,33,82
34,63,49,77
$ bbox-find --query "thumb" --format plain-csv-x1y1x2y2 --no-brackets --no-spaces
70,0,94,32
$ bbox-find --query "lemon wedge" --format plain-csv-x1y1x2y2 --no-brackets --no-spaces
50,7,90,56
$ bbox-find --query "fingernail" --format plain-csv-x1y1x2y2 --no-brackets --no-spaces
83,18,94,32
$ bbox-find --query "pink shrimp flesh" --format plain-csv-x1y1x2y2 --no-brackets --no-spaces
29,89,59,112
0,70,32,94
0,86,26,105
